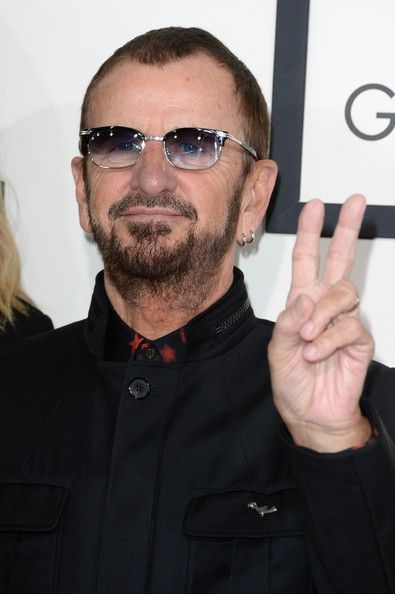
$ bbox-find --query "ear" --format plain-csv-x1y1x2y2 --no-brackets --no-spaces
237,159,277,239
71,156,93,233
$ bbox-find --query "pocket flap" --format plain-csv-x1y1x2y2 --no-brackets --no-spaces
0,477,70,531
184,481,304,538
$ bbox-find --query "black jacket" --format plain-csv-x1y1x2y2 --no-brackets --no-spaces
0,269,394,594
0,304,53,352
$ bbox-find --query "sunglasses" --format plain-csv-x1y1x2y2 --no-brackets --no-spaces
80,126,257,171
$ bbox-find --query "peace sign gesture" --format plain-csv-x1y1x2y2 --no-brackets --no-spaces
268,195,374,452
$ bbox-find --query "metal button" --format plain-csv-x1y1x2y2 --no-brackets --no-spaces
145,347,156,360
128,378,150,400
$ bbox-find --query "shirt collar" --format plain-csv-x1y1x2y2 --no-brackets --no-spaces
104,306,187,363
84,267,256,362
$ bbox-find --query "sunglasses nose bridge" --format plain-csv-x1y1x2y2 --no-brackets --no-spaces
141,135,176,168
128,134,178,195
144,135,165,142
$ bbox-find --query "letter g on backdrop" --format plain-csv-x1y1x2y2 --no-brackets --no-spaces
345,83,395,141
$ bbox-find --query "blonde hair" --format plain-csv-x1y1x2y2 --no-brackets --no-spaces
0,205,34,330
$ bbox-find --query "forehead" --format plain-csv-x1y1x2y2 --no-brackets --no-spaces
88,53,242,133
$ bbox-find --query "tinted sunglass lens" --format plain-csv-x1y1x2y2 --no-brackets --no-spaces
88,127,143,168
165,129,220,170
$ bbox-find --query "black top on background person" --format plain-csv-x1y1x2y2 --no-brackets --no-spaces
0,203,52,351
0,27,394,593
0,304,53,351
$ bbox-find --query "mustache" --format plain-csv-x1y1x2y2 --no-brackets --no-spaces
108,193,198,221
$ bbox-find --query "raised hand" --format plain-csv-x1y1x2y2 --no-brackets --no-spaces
268,195,374,452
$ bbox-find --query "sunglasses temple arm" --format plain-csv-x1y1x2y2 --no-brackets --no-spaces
226,133,258,160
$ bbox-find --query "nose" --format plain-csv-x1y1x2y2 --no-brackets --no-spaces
130,138,178,195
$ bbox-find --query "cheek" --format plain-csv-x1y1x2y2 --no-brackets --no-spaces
87,169,126,215
191,173,239,228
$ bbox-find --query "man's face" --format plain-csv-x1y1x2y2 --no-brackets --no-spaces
73,53,265,299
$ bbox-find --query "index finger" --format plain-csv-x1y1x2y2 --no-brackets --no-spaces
290,199,324,292
322,194,366,286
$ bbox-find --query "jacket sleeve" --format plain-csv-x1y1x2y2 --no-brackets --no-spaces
281,365,395,594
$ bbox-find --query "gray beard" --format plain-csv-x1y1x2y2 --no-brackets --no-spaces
88,187,242,310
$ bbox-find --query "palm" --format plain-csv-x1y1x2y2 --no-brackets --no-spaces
268,196,374,446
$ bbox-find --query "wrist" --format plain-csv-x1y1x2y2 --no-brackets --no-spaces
287,416,373,453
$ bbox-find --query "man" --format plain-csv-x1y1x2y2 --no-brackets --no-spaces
0,27,394,594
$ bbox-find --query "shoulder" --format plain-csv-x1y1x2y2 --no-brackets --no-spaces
248,316,275,347
364,359,395,393
0,320,90,427
0,304,54,351
13,304,54,336
0,320,90,468
1,317,86,355
0,319,88,384
256,317,275,334
364,360,395,420
20,303,53,326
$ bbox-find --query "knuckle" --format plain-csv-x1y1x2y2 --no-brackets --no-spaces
276,307,290,329
292,250,319,264
337,278,356,295
336,279,358,302
317,334,331,354
342,316,360,333
338,316,368,342
327,247,351,264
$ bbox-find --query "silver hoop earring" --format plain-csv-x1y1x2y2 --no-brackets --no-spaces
246,231,255,244
237,234,247,247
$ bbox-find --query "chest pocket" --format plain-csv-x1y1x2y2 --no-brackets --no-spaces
0,477,70,594
183,481,311,594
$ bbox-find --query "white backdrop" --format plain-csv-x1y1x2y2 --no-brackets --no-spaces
0,0,394,366
301,0,395,205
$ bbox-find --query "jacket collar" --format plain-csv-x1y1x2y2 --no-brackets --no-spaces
84,267,256,362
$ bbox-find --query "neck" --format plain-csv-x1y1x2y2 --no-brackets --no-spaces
103,261,235,340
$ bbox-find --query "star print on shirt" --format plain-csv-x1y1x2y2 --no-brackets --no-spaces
129,333,145,356
159,344,177,362
127,329,187,362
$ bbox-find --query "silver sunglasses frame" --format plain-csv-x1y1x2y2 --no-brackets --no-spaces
80,125,258,170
